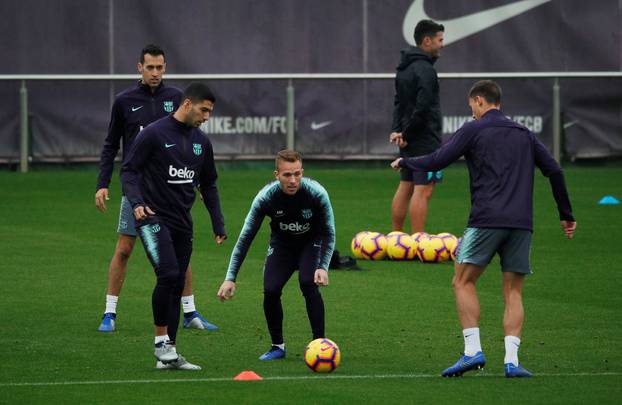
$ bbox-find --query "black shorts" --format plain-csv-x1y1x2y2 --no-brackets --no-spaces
263,241,322,293
399,167,444,184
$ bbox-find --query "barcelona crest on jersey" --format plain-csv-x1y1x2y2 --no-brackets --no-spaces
193,143,202,156
163,101,174,113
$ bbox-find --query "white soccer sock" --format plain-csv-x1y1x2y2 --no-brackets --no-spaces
274,343,285,350
463,327,482,356
155,335,170,345
181,295,196,314
105,295,118,314
504,335,521,366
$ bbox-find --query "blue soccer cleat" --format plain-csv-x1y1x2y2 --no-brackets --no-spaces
259,346,286,361
97,312,116,332
505,363,533,378
441,352,486,377
183,311,218,330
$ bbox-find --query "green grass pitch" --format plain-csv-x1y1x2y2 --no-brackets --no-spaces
0,164,621,404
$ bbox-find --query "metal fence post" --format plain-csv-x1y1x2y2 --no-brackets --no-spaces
286,79,295,150
552,77,561,163
19,80,29,173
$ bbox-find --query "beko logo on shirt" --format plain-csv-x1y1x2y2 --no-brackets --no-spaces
279,222,310,234
167,165,194,184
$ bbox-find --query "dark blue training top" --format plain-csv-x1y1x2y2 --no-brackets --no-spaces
120,115,225,236
399,109,574,231
96,81,182,190
225,178,336,281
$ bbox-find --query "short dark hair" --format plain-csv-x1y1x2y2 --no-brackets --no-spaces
275,149,302,170
183,82,216,104
140,44,165,63
469,80,502,105
414,20,444,45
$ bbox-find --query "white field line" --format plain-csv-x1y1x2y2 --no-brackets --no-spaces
1,372,621,387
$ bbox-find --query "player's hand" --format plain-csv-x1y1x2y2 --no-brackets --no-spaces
215,234,227,245
95,188,109,213
561,220,576,239
133,205,155,221
217,280,236,301
389,132,402,144
314,269,329,286
390,158,403,171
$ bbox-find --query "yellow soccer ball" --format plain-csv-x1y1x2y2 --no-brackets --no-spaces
359,232,388,260
417,235,450,262
304,338,341,373
350,231,371,259
437,233,458,261
386,233,417,260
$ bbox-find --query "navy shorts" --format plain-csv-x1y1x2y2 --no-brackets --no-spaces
263,241,322,294
400,167,444,185
457,227,532,274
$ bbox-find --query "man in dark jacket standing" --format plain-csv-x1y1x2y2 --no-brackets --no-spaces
389,20,444,233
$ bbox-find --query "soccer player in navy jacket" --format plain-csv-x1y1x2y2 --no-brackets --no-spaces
121,82,226,370
217,150,335,361
392,80,576,378
95,45,217,333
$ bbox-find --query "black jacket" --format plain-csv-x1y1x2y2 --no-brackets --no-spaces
391,47,442,157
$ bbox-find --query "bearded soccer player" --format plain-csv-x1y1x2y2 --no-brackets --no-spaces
217,150,335,360
392,80,576,378
95,44,218,332
121,82,226,370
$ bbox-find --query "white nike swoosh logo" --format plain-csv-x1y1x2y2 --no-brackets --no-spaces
310,121,333,130
403,0,552,46
131,106,143,112
165,143,176,148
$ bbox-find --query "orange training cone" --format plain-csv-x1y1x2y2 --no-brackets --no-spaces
234,370,263,381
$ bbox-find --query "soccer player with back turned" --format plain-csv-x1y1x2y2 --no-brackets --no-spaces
217,150,335,360
392,80,576,378
95,44,218,332
121,82,226,370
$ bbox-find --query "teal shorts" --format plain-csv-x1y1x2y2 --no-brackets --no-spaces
117,196,137,236
457,227,532,274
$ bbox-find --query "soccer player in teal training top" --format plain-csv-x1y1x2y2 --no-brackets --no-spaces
121,82,226,370
217,150,335,360
392,80,576,378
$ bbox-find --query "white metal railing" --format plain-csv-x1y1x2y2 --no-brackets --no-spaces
2,72,621,172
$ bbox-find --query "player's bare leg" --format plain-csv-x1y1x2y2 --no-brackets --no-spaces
442,262,487,377
391,181,413,231
409,183,434,233
98,234,136,332
502,271,531,376
502,272,525,337
181,264,219,330
107,234,136,296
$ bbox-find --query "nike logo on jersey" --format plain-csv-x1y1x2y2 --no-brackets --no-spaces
131,106,144,112
165,143,176,148
310,121,333,131
402,0,552,46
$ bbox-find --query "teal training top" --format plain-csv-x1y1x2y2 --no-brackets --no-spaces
225,177,336,281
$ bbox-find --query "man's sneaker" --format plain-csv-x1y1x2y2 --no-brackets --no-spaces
441,352,486,377
154,341,178,363
183,311,219,330
259,346,286,361
97,313,116,332
505,363,533,378
156,354,201,371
